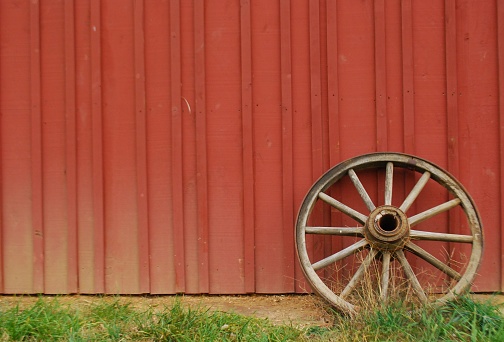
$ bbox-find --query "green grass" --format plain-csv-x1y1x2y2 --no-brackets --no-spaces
0,295,502,341
0,299,81,340
309,295,504,342
0,297,302,341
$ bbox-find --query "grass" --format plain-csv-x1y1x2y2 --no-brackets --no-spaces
0,295,502,341
0,297,302,341
0,298,82,341
309,294,504,341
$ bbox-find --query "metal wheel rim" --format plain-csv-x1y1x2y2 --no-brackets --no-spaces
295,152,483,315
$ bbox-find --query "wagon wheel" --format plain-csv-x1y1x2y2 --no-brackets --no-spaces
295,152,483,315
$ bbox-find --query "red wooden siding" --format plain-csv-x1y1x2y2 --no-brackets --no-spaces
0,0,502,294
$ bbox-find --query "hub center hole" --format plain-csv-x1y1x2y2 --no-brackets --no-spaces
379,213,398,232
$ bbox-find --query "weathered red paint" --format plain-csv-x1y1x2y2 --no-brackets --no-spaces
0,0,501,294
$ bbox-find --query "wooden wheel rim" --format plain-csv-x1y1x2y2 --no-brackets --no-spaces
295,152,483,315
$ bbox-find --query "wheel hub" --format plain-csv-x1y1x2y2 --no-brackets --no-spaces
364,205,410,251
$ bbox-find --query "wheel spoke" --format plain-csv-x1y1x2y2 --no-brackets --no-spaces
405,242,461,280
395,250,428,303
384,162,393,205
312,239,368,271
318,192,368,224
410,229,473,243
305,226,364,237
399,171,431,213
380,251,391,301
341,249,378,299
408,198,461,226
348,169,376,212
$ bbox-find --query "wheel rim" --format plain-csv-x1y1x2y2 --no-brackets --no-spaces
295,152,483,315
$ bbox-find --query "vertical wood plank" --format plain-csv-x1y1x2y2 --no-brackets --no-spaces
64,0,78,293
133,0,150,294
310,1,323,179
280,0,294,292
309,0,324,265
1,0,35,293
240,0,255,293
326,0,343,279
0,2,3,294
327,0,340,167
319,3,329,175
401,0,418,269
75,0,94,293
40,0,69,293
90,0,105,293
451,0,498,291
102,0,139,293
401,0,415,154
251,0,284,293
179,1,196,294
291,0,315,293
498,0,504,292
0,3,3,294
444,0,460,246
383,1,403,152
445,0,459,178
179,0,199,294
170,0,186,292
411,2,446,163
401,0,415,207
194,0,209,293
408,1,450,286
337,1,375,157
206,0,245,293
144,0,175,294
444,0,463,291
319,0,332,273
30,0,44,294
374,0,387,151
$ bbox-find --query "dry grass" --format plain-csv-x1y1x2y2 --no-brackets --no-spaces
318,246,473,314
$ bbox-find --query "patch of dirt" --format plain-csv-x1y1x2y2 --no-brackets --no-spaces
172,294,335,328
0,294,334,328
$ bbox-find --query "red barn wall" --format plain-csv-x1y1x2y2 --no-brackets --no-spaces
0,0,502,294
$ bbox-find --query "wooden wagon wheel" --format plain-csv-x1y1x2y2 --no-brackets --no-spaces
295,152,483,315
